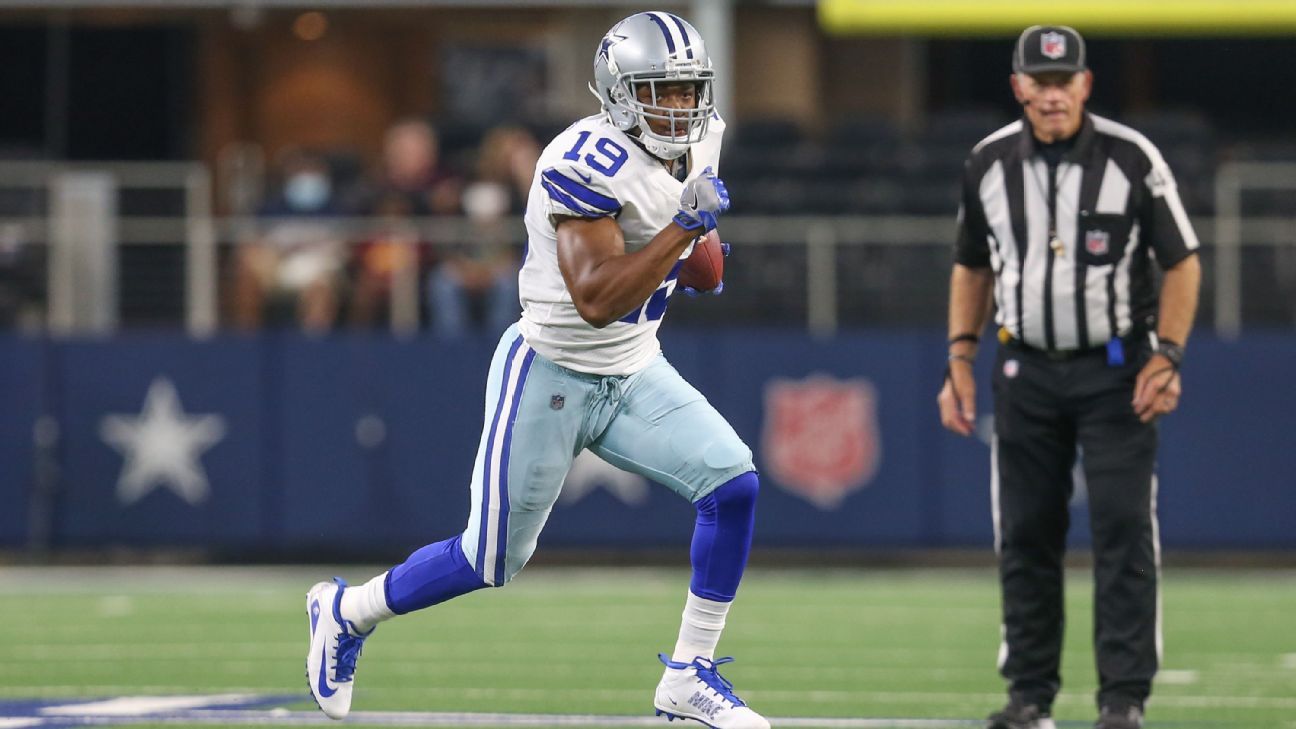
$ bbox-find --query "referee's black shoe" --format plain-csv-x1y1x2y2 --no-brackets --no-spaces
1094,704,1144,729
985,700,1055,729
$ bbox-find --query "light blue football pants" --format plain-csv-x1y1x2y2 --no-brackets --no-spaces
459,323,755,587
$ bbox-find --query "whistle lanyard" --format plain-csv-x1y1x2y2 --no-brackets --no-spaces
1027,158,1075,257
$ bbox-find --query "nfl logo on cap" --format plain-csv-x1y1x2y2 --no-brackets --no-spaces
1041,31,1067,59
1014,25,1086,75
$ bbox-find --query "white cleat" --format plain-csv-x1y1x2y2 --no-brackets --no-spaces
305,578,373,720
653,654,769,729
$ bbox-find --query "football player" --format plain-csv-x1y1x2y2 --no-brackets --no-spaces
306,12,768,729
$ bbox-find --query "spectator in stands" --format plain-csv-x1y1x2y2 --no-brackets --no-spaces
0,179,44,332
348,191,429,332
229,147,347,333
349,118,462,217
426,124,536,336
0,225,43,330
347,118,461,329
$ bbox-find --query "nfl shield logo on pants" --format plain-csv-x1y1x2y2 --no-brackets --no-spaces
761,375,881,510
1085,229,1110,256
1041,31,1067,59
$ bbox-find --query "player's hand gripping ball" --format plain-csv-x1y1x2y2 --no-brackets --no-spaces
678,230,729,295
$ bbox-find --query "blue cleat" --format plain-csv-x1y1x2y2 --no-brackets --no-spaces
305,577,374,720
653,653,768,729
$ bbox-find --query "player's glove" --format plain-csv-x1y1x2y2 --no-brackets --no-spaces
680,242,731,297
673,167,730,232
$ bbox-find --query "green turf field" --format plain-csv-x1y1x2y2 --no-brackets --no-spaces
1,565,1293,728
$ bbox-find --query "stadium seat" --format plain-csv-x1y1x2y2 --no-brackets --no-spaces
827,116,900,148
730,118,805,149
1124,110,1215,148
923,109,1011,148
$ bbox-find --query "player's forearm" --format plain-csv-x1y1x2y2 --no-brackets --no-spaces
564,223,695,328
1157,253,1201,345
948,264,995,357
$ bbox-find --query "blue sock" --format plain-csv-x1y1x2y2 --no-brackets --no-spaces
689,471,759,602
384,534,488,615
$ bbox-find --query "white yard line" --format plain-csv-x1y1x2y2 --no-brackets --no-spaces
39,695,262,716
4,687,1295,709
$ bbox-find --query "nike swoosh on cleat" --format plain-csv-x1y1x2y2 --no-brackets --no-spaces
316,648,338,698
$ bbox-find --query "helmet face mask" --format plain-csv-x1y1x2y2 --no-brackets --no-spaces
592,12,715,160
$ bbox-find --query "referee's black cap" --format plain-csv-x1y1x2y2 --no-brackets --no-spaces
1013,25,1087,75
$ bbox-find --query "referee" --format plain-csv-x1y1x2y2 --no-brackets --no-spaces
936,26,1202,729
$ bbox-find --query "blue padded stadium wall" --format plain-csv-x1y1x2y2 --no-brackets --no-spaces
0,330,1292,553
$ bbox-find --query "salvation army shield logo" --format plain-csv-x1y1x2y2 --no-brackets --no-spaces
1041,31,1067,60
761,375,881,509
1085,229,1110,256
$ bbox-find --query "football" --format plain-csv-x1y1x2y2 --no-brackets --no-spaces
677,230,725,292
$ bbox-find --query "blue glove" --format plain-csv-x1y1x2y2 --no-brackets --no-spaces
679,242,731,297
673,167,730,232
681,281,725,297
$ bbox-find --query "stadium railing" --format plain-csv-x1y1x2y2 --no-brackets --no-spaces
1,160,1294,335
1213,161,1296,338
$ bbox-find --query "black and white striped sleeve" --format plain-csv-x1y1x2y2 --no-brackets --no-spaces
1140,151,1200,269
954,157,992,268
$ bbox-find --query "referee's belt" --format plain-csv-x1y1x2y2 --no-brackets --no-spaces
998,327,1142,362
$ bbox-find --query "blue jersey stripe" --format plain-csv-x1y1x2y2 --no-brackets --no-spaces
646,12,677,56
666,14,695,59
541,169,621,213
477,334,524,580
542,181,607,219
541,180,586,214
619,260,687,324
494,346,536,587
644,285,673,322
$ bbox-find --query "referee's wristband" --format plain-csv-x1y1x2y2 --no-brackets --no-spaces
1154,339,1184,369
947,333,979,346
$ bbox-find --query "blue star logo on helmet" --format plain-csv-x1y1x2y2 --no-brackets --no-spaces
597,32,627,67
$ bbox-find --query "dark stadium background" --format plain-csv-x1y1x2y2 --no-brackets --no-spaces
0,1,1292,559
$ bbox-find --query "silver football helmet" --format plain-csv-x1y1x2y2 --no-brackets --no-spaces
591,12,715,160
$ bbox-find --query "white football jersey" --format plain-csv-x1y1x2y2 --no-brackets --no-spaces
518,112,725,375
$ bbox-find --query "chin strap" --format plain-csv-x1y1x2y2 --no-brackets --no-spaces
622,129,688,165
640,135,690,161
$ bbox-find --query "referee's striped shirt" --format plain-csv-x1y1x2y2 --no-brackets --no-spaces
955,112,1200,351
